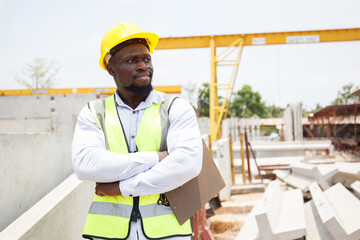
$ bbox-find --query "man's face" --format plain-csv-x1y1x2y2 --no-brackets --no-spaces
107,44,153,95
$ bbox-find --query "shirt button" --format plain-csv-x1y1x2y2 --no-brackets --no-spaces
132,111,136,114
131,135,135,139
129,194,133,197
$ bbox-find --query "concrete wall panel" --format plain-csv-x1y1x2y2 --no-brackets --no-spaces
0,174,93,240
0,94,99,133
0,133,73,231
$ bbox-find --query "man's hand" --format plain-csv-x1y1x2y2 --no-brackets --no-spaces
96,181,121,197
157,151,168,162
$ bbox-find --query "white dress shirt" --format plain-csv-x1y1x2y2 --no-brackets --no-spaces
71,90,203,197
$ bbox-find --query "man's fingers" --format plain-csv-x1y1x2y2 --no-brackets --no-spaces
96,189,105,197
95,185,105,197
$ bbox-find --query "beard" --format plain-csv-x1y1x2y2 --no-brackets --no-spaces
124,83,153,95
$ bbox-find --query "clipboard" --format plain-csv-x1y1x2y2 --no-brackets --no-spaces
165,140,226,225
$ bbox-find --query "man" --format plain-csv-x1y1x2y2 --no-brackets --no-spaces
72,22,203,240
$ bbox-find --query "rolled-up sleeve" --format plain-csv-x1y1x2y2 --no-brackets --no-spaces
71,105,158,183
120,98,203,197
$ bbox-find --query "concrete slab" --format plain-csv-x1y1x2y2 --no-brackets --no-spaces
325,183,360,240
351,180,360,199
316,164,339,179
232,140,332,159
251,156,304,166
291,163,314,178
0,174,93,240
335,162,360,175
281,174,315,192
273,170,290,181
309,182,360,240
312,165,338,190
254,181,306,240
309,183,340,239
289,163,337,190
304,200,334,240
272,189,306,240
0,133,74,231
332,171,360,188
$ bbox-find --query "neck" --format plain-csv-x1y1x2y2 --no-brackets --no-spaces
117,88,149,109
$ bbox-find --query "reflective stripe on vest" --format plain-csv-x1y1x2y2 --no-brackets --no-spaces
83,93,192,240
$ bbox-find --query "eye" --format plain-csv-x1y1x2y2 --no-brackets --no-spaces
127,58,136,64
144,58,151,63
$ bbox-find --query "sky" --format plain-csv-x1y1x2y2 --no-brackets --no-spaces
1,0,360,110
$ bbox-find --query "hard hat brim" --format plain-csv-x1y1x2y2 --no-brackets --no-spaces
99,32,159,70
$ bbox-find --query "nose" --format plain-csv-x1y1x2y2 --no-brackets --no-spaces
136,60,149,71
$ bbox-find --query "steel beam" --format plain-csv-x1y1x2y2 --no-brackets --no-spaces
157,28,360,49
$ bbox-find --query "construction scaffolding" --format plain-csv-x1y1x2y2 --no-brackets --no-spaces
308,103,360,153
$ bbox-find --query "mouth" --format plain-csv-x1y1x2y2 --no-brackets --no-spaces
135,73,151,81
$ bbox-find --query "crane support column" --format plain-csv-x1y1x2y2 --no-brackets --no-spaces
210,37,218,142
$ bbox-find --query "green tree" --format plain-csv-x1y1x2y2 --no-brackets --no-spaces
230,85,267,118
197,83,210,117
16,58,60,89
332,83,355,105
266,104,284,118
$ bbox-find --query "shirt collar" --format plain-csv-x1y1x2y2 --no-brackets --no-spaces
114,89,162,111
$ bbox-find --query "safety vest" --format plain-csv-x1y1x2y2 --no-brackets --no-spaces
82,93,192,239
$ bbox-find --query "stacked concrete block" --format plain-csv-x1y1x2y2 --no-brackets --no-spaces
333,162,360,188
309,182,360,240
292,104,303,141
334,162,360,175
311,164,338,190
284,104,303,142
275,163,338,192
255,181,306,240
351,181,360,199
284,107,293,142
304,200,335,240
236,180,306,240
241,165,360,239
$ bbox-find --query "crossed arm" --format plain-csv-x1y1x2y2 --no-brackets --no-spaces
72,98,203,197
95,151,168,196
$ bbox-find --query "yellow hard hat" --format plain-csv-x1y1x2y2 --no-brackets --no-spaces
99,22,159,70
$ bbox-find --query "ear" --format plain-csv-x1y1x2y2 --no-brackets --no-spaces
107,64,114,76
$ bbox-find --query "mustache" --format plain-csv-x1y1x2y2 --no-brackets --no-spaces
135,70,152,78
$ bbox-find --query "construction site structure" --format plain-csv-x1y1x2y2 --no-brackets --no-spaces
157,28,360,142
308,103,360,154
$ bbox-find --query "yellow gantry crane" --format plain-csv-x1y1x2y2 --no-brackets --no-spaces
156,28,360,142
